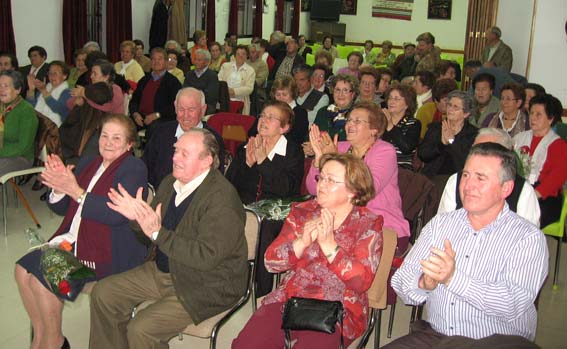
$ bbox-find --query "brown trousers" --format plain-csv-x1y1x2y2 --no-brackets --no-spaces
89,262,193,349
382,320,540,349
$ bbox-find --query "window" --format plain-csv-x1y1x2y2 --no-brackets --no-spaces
86,0,102,44
282,0,294,35
237,0,256,37
185,0,206,41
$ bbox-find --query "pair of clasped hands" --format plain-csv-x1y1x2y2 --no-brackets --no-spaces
294,209,338,259
419,239,456,290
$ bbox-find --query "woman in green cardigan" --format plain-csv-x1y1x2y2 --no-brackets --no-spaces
0,70,39,177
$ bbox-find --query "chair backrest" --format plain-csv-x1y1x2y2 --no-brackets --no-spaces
244,208,262,261
366,228,398,310
207,113,257,156
543,189,567,238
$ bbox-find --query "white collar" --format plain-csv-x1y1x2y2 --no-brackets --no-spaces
173,169,210,206
175,121,203,139
288,100,297,109
314,85,325,92
267,135,287,161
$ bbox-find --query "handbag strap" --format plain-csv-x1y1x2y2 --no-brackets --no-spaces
283,319,344,349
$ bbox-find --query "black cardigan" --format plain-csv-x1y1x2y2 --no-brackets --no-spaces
129,71,182,122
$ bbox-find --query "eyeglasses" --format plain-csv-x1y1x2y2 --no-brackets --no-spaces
346,118,370,126
334,88,353,95
315,174,345,186
360,80,376,86
259,113,282,122
312,73,325,78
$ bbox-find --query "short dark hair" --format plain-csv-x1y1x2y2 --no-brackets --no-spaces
322,35,334,45
151,47,167,60
0,52,19,70
262,100,295,129
359,67,378,88
49,60,70,79
432,79,458,102
347,51,364,65
500,82,526,106
0,70,24,90
292,64,313,78
415,71,436,90
416,32,435,45
319,153,376,206
92,59,116,83
473,72,496,91
529,93,563,126
464,60,482,69
28,45,47,59
311,64,331,80
525,83,546,96
133,39,144,48
467,142,516,183
385,84,418,118
351,101,387,138
235,44,249,57
376,67,393,82
86,51,109,69
102,114,138,145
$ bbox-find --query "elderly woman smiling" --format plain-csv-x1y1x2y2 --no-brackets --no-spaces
233,153,383,348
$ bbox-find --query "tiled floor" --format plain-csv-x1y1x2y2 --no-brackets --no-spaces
1,180,567,348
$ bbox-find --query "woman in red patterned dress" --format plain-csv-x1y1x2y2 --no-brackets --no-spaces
233,153,383,348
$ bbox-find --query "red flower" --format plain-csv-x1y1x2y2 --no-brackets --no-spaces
58,280,71,295
520,145,530,155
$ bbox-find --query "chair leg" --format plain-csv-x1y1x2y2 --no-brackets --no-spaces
553,236,562,291
373,310,382,349
387,303,396,338
417,305,424,320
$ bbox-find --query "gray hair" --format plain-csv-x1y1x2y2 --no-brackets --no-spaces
467,142,516,183
83,41,101,51
165,40,182,53
475,128,513,149
187,128,220,169
175,87,206,107
195,49,211,62
447,90,474,114
292,64,313,78
0,70,24,90
489,26,502,38
249,43,260,51
271,31,285,43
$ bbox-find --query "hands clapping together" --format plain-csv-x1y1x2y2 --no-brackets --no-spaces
245,136,268,167
419,239,456,290
294,208,339,261
308,125,338,168
40,154,84,201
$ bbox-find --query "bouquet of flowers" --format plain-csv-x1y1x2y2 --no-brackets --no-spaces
245,195,311,221
515,145,531,179
26,228,96,301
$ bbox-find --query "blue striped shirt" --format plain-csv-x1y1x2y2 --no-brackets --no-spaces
391,204,548,341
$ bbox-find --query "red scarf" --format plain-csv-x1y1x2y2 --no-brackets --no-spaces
50,151,131,278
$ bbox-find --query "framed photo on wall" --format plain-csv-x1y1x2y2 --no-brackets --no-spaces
428,0,451,20
341,0,357,15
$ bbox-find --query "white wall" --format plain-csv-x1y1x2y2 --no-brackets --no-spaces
132,0,156,53
12,0,65,64
528,0,567,105
334,0,469,50
496,0,534,76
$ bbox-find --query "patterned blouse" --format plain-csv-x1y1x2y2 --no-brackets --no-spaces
263,200,383,339
382,116,422,170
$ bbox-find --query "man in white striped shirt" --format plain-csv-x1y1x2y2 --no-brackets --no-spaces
387,142,548,348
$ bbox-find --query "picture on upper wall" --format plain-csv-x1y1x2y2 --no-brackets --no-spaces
301,0,311,12
341,0,357,15
427,0,452,20
372,0,414,20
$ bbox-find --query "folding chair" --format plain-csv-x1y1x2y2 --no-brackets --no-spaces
206,113,256,157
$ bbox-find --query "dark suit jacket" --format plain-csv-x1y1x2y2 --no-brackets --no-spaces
226,139,304,204
20,63,50,82
129,72,182,123
183,69,219,115
268,54,305,81
142,120,225,188
150,171,247,324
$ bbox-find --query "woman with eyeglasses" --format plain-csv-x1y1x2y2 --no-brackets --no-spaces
226,101,305,297
313,74,358,142
481,82,529,138
419,90,478,180
233,153,383,349
307,102,410,253
381,84,421,170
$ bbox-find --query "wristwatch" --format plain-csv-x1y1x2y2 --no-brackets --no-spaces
155,112,161,119
76,191,87,204
448,138,455,145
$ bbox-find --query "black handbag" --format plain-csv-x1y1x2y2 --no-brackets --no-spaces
281,297,344,349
